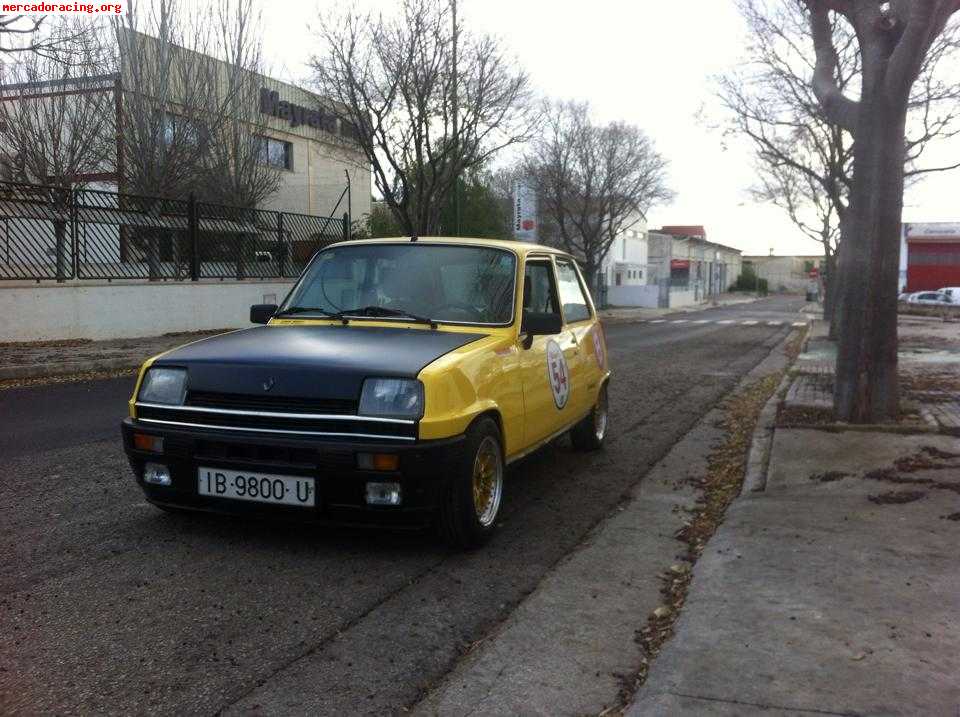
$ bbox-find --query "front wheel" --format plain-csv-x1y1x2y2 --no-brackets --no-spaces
571,383,608,451
439,417,504,549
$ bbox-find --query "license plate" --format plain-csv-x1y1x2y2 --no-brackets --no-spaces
197,467,316,507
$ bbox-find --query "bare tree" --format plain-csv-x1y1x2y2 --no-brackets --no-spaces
197,0,281,208
0,18,116,187
311,0,536,236
1,15,45,55
718,0,960,330
114,0,280,206
797,0,960,423
525,101,673,288
0,17,117,280
1,14,109,61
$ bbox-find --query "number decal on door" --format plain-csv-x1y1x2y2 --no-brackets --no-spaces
593,325,606,369
546,339,570,409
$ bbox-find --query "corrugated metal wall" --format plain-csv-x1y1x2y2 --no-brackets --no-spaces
906,242,960,291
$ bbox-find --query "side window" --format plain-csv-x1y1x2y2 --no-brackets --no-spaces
523,260,560,315
555,258,592,322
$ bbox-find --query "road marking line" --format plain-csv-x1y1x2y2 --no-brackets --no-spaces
670,320,690,323
792,321,808,327
717,320,735,324
767,321,782,326
650,319,667,323
693,320,711,324
741,320,759,325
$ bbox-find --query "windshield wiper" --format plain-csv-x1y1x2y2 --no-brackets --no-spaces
334,305,438,329
275,306,338,317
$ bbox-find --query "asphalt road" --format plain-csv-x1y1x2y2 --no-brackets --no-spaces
0,295,806,716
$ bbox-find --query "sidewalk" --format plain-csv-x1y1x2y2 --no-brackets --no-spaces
630,318,960,716
0,329,228,382
600,292,766,323
629,429,960,716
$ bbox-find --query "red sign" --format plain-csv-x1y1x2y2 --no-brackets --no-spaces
808,267,820,278
671,259,691,270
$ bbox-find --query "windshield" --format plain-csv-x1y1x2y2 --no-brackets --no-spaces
281,243,518,325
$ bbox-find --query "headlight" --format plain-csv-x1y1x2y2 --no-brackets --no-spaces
358,378,424,419
138,367,188,405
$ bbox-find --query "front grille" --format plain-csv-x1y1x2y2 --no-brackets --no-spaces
135,403,417,441
193,439,355,469
138,405,414,438
187,390,357,415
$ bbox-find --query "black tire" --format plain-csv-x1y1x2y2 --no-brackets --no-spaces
439,417,504,549
571,383,608,451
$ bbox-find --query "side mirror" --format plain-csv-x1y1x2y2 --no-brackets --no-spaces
250,304,278,324
521,311,563,348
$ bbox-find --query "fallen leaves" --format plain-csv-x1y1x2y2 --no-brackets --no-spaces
868,490,926,505
629,372,783,696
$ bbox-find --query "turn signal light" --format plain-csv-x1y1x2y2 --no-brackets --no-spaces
134,433,164,453
356,452,400,471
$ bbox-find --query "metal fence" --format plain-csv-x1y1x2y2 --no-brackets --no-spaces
0,180,348,282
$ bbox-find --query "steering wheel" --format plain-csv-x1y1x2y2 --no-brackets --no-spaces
434,302,484,321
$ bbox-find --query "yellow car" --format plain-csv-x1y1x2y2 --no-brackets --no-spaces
121,238,610,547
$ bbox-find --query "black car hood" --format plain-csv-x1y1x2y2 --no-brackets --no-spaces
153,324,486,401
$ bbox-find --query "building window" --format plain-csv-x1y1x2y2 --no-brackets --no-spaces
162,113,206,150
255,136,293,170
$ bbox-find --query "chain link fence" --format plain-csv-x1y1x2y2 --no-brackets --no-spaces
0,180,347,282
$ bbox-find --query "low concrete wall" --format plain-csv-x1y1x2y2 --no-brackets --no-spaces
607,284,660,308
670,289,700,308
0,280,295,341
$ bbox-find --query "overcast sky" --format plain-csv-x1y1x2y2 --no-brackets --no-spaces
260,0,959,256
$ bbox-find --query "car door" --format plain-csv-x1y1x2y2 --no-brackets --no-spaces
517,256,569,447
553,256,597,419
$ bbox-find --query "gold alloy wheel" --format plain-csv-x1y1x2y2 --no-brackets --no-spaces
472,435,503,527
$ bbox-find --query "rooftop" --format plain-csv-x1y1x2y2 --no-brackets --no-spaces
658,225,707,238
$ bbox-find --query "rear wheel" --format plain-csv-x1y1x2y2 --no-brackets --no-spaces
439,417,504,549
571,383,608,451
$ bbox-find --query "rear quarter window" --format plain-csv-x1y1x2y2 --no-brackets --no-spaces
554,258,592,322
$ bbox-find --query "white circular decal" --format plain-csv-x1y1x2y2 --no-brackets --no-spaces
546,339,570,409
593,325,605,369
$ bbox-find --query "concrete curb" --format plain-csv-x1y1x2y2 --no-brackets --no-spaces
0,357,140,381
740,370,792,495
740,327,808,496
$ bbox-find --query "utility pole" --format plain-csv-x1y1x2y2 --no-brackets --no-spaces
451,0,460,237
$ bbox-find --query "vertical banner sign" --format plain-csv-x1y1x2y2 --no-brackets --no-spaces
513,180,537,242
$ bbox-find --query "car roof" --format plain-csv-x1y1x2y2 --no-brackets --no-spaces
326,236,572,258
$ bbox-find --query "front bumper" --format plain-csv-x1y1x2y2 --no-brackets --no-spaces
121,418,464,528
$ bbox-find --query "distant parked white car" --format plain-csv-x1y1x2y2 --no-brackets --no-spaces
907,291,953,306
937,287,960,304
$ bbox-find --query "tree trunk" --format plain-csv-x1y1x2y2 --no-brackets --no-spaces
822,249,836,322
54,220,68,283
582,262,597,298
832,75,906,423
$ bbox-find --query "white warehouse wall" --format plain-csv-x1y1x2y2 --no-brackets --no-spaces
0,280,295,342
607,284,659,308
